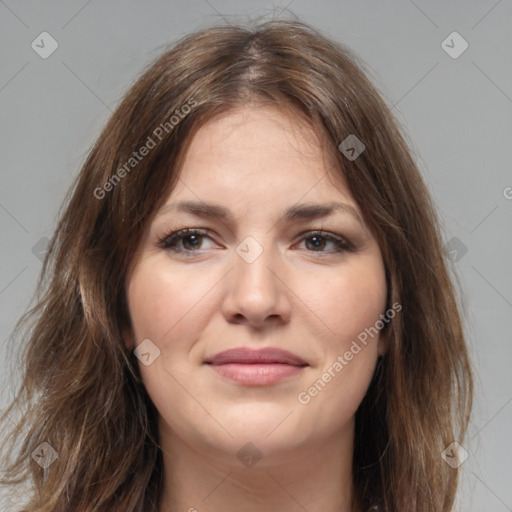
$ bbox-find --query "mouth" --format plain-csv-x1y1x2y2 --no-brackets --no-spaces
204,347,308,386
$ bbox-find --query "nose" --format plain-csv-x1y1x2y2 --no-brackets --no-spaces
221,241,292,329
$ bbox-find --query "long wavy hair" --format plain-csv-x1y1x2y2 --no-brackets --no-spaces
0,18,473,512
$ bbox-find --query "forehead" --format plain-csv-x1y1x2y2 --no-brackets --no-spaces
171,105,352,207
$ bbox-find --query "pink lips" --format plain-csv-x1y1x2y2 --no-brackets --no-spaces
205,347,308,386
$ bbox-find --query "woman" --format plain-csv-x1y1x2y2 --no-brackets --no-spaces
0,19,473,512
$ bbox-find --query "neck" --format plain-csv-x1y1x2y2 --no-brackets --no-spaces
157,418,358,512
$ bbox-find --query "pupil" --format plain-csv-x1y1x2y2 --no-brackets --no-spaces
308,236,325,250
185,235,200,248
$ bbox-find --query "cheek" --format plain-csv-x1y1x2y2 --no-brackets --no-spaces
291,256,386,422
127,266,173,342
126,256,225,392
126,259,209,422
293,255,387,346
127,257,210,343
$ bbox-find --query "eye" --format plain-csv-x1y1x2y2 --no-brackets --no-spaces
157,228,218,255
294,231,352,254
157,228,352,257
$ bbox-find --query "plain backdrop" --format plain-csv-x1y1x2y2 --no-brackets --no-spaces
1,1,511,510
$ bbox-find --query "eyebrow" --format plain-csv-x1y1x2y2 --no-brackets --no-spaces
157,200,364,227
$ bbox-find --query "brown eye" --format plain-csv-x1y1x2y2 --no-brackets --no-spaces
157,228,215,254
297,231,352,254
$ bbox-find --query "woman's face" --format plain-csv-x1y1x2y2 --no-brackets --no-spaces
126,105,387,465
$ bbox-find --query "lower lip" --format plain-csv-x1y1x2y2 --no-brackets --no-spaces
208,363,306,386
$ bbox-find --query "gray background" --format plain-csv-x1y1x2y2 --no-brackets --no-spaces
1,1,511,510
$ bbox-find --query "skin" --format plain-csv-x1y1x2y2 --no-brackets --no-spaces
125,104,388,512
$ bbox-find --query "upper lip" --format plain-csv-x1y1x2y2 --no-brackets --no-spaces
205,347,308,366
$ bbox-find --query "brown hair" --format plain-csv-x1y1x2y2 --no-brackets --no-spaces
0,18,473,512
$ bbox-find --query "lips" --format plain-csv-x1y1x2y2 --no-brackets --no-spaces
204,347,308,386
204,347,308,366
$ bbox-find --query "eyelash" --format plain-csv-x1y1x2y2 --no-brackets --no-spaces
156,228,353,256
